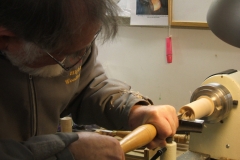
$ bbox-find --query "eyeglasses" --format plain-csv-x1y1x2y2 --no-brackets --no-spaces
45,28,101,71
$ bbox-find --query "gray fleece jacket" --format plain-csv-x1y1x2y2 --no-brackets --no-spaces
0,42,152,159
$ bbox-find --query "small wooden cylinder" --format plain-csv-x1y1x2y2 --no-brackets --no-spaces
60,117,72,133
161,141,177,160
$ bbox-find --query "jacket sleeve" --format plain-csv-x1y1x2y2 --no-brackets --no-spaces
0,132,78,160
69,43,153,130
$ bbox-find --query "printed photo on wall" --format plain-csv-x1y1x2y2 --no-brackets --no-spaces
130,0,168,26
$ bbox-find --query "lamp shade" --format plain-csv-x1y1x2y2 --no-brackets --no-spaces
207,0,240,48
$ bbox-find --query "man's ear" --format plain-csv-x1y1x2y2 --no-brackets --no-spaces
0,27,16,50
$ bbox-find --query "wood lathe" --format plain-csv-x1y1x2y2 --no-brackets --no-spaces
119,69,240,160
177,69,240,160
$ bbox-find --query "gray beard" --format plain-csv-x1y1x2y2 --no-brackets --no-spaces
17,64,64,78
4,43,65,78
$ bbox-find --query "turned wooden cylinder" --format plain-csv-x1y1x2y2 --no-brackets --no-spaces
60,117,72,133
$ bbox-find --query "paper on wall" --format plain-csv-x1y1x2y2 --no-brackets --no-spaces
130,0,168,26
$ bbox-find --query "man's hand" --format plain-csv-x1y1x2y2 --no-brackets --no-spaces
68,132,125,160
128,105,179,149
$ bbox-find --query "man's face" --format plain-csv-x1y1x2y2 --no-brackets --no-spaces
5,23,101,77
5,42,65,77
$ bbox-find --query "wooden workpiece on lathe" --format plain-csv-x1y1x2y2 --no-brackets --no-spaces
179,96,214,120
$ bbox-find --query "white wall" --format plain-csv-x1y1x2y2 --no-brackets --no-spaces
96,26,240,110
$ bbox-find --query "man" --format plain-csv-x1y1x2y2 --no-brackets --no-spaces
0,0,178,159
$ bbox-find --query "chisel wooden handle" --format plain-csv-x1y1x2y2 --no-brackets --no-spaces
120,124,157,153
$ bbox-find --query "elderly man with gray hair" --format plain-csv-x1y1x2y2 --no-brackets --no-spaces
0,0,178,159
